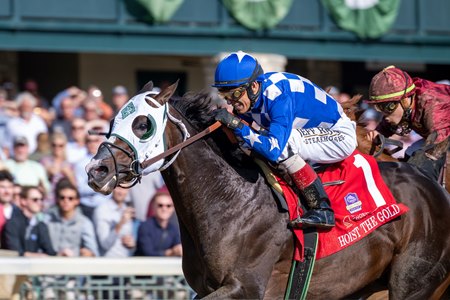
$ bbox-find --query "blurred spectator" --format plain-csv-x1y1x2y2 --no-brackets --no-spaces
23,79,48,109
12,183,22,208
66,117,88,164
0,87,8,105
74,133,110,220
82,98,103,122
45,179,98,257
111,85,129,113
0,88,11,160
1,79,16,100
93,187,136,257
0,170,20,247
4,92,48,155
51,95,77,136
135,187,182,257
86,86,113,121
40,132,76,209
52,86,86,119
325,85,351,104
4,136,50,195
326,85,340,99
359,108,381,131
1,185,56,256
130,172,165,222
29,132,51,162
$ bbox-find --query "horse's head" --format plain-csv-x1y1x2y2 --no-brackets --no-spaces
86,80,178,195
340,94,364,123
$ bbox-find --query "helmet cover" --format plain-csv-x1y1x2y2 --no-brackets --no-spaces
368,65,415,103
213,51,263,88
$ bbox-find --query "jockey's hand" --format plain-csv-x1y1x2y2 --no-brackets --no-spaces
212,108,244,130
366,130,380,142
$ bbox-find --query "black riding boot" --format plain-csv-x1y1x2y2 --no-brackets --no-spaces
289,177,335,229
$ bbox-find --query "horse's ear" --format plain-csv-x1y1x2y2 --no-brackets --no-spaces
154,80,179,105
138,81,154,94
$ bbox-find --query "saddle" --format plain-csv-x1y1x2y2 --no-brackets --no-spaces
256,149,409,261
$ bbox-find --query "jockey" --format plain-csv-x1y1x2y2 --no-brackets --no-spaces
366,65,450,182
212,51,357,229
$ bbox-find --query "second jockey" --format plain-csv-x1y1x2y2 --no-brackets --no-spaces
212,51,357,229
366,65,450,183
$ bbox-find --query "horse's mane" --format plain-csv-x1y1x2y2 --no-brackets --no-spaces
170,90,261,177
170,90,218,130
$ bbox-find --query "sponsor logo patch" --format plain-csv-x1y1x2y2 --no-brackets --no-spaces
121,102,136,119
344,192,362,214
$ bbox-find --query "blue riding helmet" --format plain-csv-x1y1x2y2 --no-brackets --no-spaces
213,51,264,88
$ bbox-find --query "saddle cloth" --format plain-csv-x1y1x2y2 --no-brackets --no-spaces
276,150,409,261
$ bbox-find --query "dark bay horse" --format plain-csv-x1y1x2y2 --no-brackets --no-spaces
86,82,450,299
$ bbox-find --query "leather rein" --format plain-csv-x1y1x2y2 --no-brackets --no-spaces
140,120,222,170
370,134,403,158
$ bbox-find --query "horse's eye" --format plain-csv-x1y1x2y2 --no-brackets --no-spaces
132,116,153,139
139,123,148,131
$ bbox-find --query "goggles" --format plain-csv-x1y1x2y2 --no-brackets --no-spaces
374,101,399,115
218,86,246,103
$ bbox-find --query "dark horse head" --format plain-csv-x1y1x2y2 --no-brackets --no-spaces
86,82,450,299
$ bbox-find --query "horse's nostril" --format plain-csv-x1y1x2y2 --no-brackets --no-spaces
90,165,109,180
96,166,108,176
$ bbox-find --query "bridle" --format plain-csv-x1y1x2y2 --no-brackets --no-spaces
95,101,222,189
97,141,142,188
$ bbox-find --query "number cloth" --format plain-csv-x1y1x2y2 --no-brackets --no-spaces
278,150,409,261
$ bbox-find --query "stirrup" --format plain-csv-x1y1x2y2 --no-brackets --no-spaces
289,212,335,229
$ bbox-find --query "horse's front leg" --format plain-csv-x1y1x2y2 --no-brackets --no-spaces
201,275,264,300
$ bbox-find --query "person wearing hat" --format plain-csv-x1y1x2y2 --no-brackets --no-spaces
212,51,358,229
4,136,50,195
111,85,129,114
366,65,450,182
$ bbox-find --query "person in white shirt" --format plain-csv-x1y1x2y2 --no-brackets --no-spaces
4,92,48,156
66,118,88,164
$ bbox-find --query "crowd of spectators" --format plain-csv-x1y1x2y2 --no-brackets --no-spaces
0,81,181,260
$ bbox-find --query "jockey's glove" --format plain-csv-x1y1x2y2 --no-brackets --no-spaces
213,108,244,130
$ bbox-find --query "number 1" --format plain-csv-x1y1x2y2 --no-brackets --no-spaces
353,154,386,207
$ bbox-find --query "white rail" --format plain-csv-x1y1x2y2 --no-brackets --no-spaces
0,257,184,276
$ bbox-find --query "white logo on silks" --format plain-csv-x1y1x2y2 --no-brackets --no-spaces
344,193,362,214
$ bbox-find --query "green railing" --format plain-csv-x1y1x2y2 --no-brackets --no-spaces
0,257,194,300
22,275,191,300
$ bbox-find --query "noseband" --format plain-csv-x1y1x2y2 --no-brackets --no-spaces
98,140,142,188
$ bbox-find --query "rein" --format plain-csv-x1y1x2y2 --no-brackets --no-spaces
140,120,222,171
370,134,403,158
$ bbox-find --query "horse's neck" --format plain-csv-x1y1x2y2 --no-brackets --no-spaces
162,118,266,214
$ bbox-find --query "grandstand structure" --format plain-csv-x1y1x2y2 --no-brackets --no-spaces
0,0,449,298
0,0,449,100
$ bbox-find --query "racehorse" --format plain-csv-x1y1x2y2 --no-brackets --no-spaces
86,82,450,299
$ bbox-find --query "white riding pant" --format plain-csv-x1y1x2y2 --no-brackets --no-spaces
278,115,357,164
